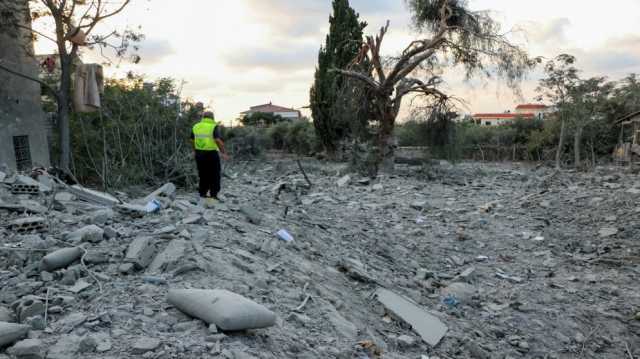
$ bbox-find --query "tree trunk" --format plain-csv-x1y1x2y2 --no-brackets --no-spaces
377,108,396,173
555,119,566,169
574,126,583,169
58,55,72,171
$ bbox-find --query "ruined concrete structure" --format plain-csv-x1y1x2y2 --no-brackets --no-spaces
0,0,51,171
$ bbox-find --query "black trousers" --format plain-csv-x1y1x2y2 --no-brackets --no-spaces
195,150,221,198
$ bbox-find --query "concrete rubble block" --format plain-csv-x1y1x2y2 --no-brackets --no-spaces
8,217,47,234
87,209,114,226
131,337,161,354
167,289,277,331
239,206,262,225
124,237,157,270
141,183,176,203
327,311,358,339
0,321,30,347
6,338,45,359
147,239,188,273
11,296,45,323
115,203,147,218
375,288,448,346
68,185,119,206
337,258,377,283
40,247,83,272
0,306,13,322
67,225,104,243
336,175,351,187
47,334,82,359
17,200,47,214
54,192,75,202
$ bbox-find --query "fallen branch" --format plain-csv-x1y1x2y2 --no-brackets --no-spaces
293,294,312,313
80,247,103,293
296,158,313,189
43,287,50,328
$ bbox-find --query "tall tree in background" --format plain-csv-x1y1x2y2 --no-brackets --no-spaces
310,0,367,157
536,54,579,169
336,0,534,172
0,0,139,172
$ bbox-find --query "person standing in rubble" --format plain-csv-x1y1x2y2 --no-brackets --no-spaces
191,110,229,204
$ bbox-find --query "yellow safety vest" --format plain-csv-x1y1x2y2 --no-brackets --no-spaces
192,117,219,151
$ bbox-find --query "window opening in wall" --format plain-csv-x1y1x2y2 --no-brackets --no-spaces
13,135,32,171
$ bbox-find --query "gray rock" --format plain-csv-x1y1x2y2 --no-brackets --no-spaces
336,175,351,187
47,335,82,359
87,209,114,226
67,225,104,243
131,337,161,354
6,338,45,359
327,311,358,339
147,239,187,273
440,282,476,304
396,334,416,348
0,306,13,322
239,206,262,225
124,237,157,270
0,322,30,347
79,335,97,353
103,226,119,239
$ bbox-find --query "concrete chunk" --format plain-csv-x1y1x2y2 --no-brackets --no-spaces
141,183,176,203
67,225,104,243
68,185,119,206
8,217,47,234
41,247,83,272
375,288,448,346
239,206,262,225
124,237,157,270
336,175,351,187
0,321,30,347
167,289,276,331
147,239,187,273
7,338,44,358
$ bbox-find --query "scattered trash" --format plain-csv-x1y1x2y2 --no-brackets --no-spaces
276,229,294,242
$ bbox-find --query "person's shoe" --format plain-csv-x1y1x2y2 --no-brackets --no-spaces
213,196,225,203
205,197,217,208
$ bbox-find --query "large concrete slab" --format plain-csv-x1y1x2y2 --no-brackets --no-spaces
375,288,448,346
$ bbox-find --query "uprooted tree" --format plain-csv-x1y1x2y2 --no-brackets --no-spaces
336,0,535,173
0,0,140,172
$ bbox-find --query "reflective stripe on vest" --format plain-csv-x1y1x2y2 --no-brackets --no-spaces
192,118,219,151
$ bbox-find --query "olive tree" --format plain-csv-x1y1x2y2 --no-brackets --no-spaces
336,0,535,172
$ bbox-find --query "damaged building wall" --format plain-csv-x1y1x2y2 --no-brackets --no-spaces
0,0,51,171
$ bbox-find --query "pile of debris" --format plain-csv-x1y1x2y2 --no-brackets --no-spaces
0,160,639,358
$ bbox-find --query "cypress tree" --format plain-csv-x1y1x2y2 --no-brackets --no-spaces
310,0,366,157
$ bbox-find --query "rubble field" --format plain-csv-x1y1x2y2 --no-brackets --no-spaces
0,159,639,359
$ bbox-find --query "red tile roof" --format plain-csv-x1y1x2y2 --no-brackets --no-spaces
516,104,547,110
473,113,535,119
249,103,299,113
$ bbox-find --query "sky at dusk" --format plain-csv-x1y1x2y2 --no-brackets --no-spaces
34,0,640,125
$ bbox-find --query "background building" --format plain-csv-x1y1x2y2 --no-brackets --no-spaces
0,0,51,171
241,102,302,120
472,104,549,126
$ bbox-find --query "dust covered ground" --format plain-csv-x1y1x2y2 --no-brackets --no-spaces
1,158,639,359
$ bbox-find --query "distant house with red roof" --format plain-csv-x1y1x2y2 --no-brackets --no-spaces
241,102,302,121
472,104,550,126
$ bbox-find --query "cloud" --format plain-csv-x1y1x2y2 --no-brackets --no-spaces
521,17,570,46
223,44,318,71
137,38,174,65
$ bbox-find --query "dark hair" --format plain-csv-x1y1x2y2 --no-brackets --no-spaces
203,111,214,119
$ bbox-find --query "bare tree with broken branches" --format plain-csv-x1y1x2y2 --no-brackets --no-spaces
0,0,140,172
335,0,537,173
